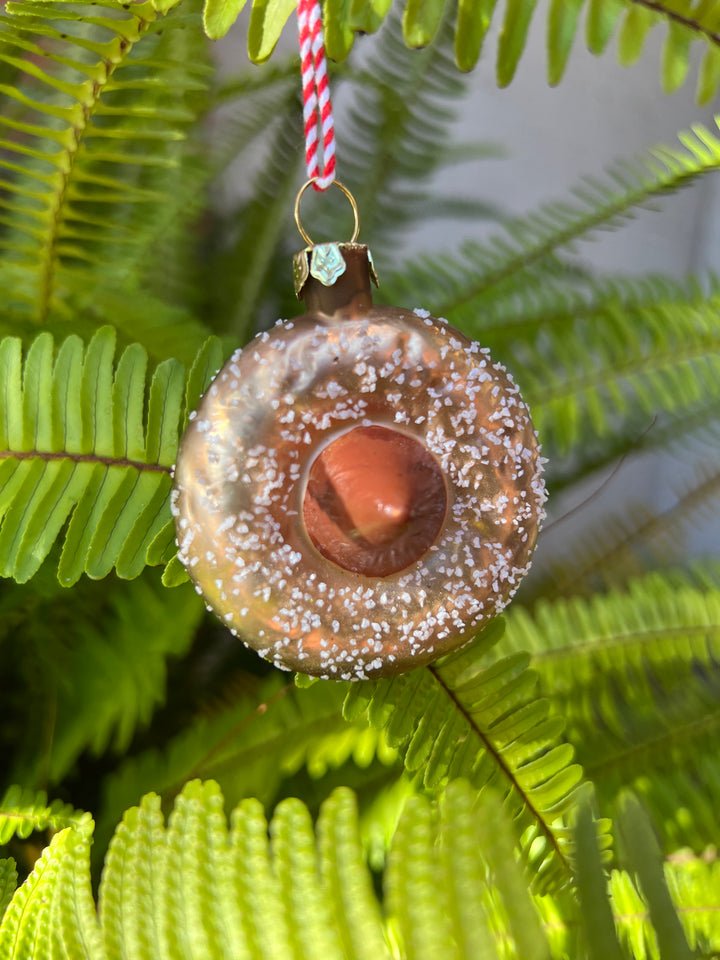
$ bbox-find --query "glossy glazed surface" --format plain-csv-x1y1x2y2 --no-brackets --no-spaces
172,306,546,679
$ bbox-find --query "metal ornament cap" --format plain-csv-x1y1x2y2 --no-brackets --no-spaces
172,298,547,681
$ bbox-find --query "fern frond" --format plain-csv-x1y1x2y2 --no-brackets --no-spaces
4,779,720,960
616,793,695,960
0,815,101,958
316,8,481,259
343,619,585,892
502,572,720,852
0,0,210,320
0,326,223,585
97,780,391,960
0,785,84,844
575,801,625,960
211,88,303,342
385,784,504,960
204,0,720,103
42,577,203,784
0,859,16,923
94,672,400,860
74,285,215,368
386,121,720,322
521,296,720,456
538,454,720,598
610,857,720,960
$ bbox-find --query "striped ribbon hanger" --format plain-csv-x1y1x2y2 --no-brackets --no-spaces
297,0,336,191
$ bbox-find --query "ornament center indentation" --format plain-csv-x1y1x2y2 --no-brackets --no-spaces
302,425,447,577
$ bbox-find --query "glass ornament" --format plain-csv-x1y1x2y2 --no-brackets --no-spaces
172,184,546,680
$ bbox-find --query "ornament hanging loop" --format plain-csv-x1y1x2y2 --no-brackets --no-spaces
294,178,360,246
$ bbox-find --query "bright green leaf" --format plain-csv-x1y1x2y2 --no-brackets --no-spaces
203,0,250,40
247,0,296,63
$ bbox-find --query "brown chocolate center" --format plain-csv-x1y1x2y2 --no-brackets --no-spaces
302,425,447,577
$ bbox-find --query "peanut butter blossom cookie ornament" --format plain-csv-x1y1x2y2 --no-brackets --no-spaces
172,181,546,680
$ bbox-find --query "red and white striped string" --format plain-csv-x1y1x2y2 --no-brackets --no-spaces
297,0,336,191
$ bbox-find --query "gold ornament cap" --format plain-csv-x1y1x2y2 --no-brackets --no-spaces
292,178,379,302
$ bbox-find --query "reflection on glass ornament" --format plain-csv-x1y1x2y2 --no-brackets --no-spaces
172,191,546,680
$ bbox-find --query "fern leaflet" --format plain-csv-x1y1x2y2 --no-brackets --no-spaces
94,672,399,859
0,0,210,320
205,0,720,104
0,785,84,844
0,326,223,586
502,572,720,851
386,121,720,323
2,780,718,959
343,619,585,892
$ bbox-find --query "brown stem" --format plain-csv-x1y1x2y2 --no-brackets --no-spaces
629,0,720,47
428,663,571,875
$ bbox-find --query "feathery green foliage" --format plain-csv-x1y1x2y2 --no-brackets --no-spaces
0,786,84,845
0,0,210,322
204,0,720,105
501,571,720,852
93,672,397,854
0,327,222,586
344,618,585,892
2,781,719,959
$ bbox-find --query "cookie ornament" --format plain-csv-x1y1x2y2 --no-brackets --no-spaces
172,180,546,680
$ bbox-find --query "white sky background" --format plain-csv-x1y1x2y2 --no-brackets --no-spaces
216,0,720,563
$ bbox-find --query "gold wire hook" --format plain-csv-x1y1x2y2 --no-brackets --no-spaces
294,179,360,246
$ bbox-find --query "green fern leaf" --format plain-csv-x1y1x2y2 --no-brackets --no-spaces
99,791,167,960
0,860,16,924
575,801,624,960
214,95,303,342
502,572,720,852
349,0,392,35
0,786,84,844
389,121,720,323
455,0,497,71
403,0,445,48
94,672,399,861
496,0,538,86
203,0,248,40
616,794,694,960
618,4,657,65
247,0,296,62
40,576,203,784
0,326,222,586
199,0,720,103
344,619,585,892
4,780,720,959
99,780,389,958
271,795,346,959
547,0,584,84
586,0,624,54
316,788,392,959
0,816,103,959
0,0,210,321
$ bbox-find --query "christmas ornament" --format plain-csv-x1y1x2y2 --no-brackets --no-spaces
171,0,545,680
172,180,546,680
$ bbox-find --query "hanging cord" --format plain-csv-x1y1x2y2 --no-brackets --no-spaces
297,0,336,191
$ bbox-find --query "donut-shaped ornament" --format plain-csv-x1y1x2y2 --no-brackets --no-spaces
172,181,546,680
